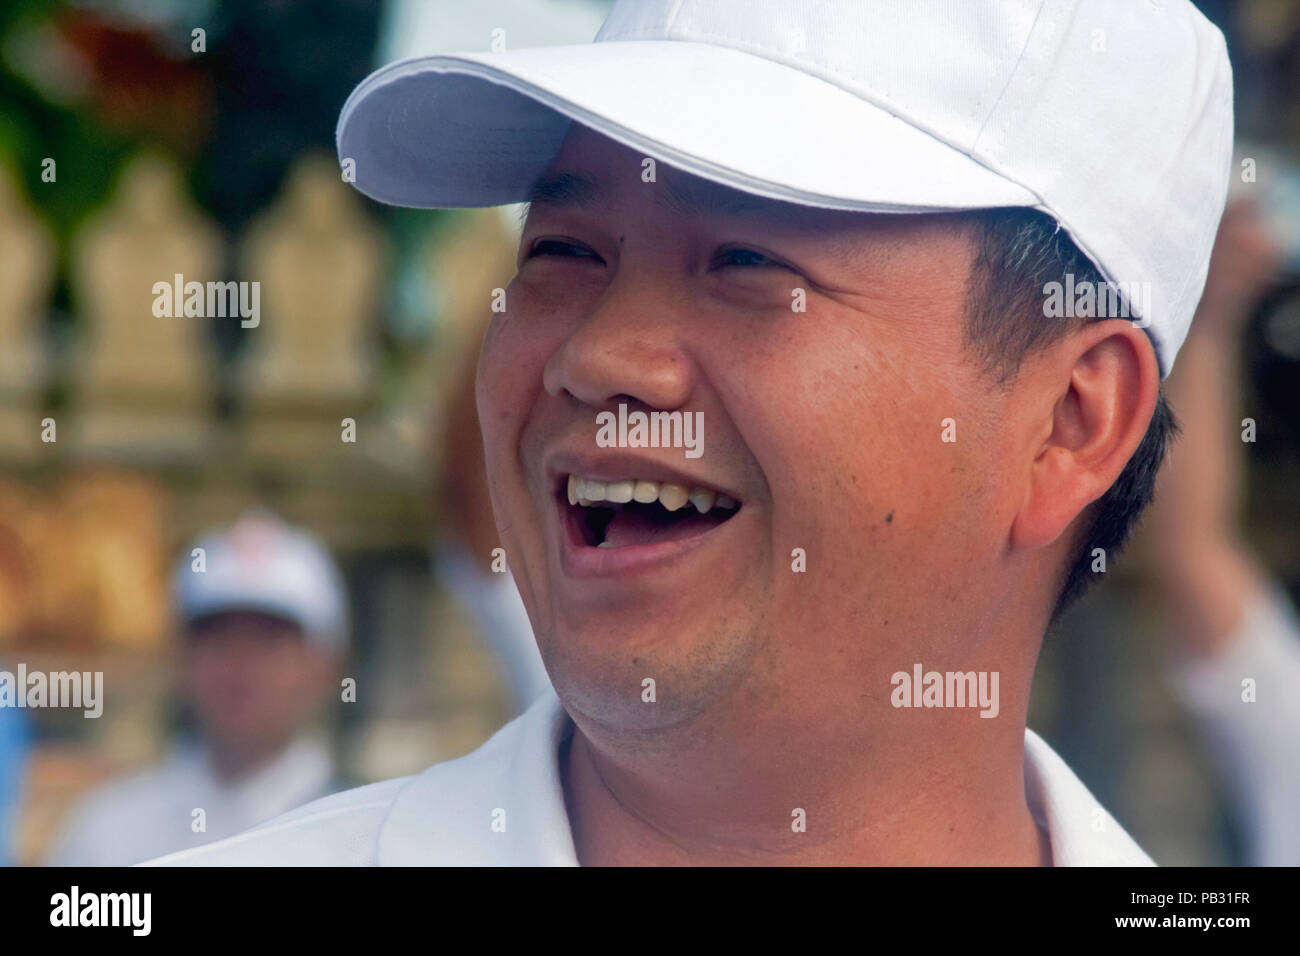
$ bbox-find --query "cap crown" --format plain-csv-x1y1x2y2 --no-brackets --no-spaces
597,0,1234,373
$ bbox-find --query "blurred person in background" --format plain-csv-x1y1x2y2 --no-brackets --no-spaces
45,511,350,866
0,704,29,866
434,340,552,714
1145,199,1300,866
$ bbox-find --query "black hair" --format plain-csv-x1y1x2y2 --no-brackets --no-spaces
963,208,1177,622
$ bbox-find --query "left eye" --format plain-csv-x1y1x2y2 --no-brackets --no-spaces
529,238,602,261
714,247,782,269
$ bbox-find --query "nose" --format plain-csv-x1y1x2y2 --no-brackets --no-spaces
542,273,695,412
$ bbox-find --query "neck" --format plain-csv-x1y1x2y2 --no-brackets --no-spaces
560,704,1049,866
207,735,296,785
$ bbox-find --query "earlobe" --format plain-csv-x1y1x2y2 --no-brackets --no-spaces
1010,321,1160,553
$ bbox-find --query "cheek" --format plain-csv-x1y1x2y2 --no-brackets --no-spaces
475,282,573,564
476,281,556,454
728,317,996,556
476,323,527,498
187,651,233,689
274,650,324,699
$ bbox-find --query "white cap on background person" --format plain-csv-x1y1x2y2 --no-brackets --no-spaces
337,0,1233,377
172,510,349,654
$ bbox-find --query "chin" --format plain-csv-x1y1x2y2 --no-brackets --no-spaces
543,618,759,732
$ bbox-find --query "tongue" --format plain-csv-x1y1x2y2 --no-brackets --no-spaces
602,507,727,548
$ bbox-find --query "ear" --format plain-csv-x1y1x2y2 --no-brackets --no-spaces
1010,320,1160,552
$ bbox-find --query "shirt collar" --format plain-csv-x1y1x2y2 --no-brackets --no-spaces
377,688,1152,865
1023,727,1154,865
378,688,578,865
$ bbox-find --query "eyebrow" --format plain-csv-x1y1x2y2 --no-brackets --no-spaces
523,168,781,220
660,174,778,219
524,171,602,208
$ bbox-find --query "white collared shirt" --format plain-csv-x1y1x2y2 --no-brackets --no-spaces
146,690,1153,866
48,737,338,866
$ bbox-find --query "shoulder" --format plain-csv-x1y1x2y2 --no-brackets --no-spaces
140,776,410,867
66,761,188,822
142,690,574,867
46,755,205,865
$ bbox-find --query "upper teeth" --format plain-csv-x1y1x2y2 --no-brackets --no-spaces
567,474,738,513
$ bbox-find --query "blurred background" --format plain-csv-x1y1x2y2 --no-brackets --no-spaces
0,0,1296,866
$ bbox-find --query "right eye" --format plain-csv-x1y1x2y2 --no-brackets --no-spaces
527,238,604,262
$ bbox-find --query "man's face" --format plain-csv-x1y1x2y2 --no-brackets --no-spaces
183,610,334,754
478,126,1028,735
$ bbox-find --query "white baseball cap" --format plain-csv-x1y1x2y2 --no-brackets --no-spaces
336,0,1234,376
172,511,349,654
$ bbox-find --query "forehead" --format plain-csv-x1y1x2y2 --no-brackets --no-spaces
186,609,304,638
530,124,853,228
526,124,979,257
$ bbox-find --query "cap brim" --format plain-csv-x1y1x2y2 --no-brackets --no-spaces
337,40,1041,213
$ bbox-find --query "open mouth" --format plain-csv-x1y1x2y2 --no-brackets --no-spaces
560,473,741,550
